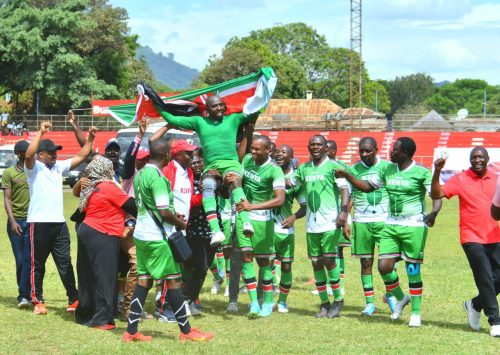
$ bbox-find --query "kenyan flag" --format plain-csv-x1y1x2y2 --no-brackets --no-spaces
108,67,277,126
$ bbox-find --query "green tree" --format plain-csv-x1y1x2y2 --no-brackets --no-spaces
0,0,145,113
426,79,500,114
385,73,435,113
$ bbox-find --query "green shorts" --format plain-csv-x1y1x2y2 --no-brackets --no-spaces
352,222,385,258
221,219,232,249
306,229,342,261
235,218,275,259
379,225,428,263
204,159,243,178
135,239,181,280
274,232,295,262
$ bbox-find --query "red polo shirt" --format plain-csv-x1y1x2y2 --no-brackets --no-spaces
442,168,500,244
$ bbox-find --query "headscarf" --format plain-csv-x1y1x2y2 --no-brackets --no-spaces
78,156,115,212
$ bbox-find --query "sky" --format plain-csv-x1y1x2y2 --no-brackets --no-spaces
109,0,500,85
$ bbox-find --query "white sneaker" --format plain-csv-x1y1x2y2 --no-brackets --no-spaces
18,298,31,309
242,222,254,237
463,299,481,331
310,287,333,296
224,286,229,297
211,279,224,294
210,231,226,246
408,314,421,327
226,302,239,313
391,294,410,320
490,324,500,337
277,302,289,313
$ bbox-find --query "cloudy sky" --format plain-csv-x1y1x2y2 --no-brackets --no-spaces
109,0,500,85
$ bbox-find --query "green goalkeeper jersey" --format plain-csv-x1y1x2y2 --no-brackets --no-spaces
369,161,431,226
295,157,348,233
349,158,390,223
242,154,285,221
159,111,250,165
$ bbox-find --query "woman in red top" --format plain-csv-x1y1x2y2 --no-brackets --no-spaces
75,157,137,329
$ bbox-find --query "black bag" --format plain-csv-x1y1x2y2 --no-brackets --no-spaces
70,208,86,223
145,208,192,263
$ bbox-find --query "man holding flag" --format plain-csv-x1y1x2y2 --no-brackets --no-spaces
110,68,277,246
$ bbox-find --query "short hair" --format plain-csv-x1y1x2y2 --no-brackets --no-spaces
206,95,222,106
326,140,337,150
359,137,377,149
397,137,416,158
470,146,489,159
194,147,203,157
254,135,271,148
149,139,169,160
280,144,294,155
310,135,327,145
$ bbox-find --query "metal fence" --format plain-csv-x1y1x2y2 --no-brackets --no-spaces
3,113,500,133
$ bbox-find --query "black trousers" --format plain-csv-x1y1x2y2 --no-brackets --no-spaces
185,237,217,302
29,222,78,304
462,242,500,326
75,223,119,326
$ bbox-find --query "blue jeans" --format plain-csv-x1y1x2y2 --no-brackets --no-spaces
7,219,31,301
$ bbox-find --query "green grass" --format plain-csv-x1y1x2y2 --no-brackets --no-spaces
0,193,498,354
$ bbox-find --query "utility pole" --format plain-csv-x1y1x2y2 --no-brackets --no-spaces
349,0,362,130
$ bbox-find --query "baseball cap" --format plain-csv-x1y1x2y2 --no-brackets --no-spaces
170,140,198,156
14,140,29,154
105,138,120,151
136,147,150,160
37,139,62,153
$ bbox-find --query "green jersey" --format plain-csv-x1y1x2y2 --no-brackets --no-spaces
349,158,390,223
295,157,348,233
370,161,431,226
133,164,175,241
218,195,233,222
273,169,306,235
242,154,285,221
1,165,29,219
159,111,250,165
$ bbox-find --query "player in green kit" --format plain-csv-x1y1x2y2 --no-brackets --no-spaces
336,137,442,327
227,134,285,318
295,135,350,318
273,144,306,313
347,137,392,316
327,139,350,296
158,95,257,246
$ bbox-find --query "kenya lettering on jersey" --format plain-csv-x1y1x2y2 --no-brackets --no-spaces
349,158,390,222
369,161,431,226
295,158,348,233
242,154,285,221
274,170,306,234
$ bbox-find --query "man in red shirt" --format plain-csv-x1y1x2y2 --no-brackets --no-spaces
431,147,500,337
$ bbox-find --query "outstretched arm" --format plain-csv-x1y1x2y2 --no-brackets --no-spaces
158,111,196,131
335,169,375,193
149,122,174,144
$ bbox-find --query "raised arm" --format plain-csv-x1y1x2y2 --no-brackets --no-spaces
70,126,97,170
237,120,255,162
25,121,51,170
158,111,196,131
335,169,375,193
148,122,174,144
122,118,148,180
430,158,446,200
67,110,86,148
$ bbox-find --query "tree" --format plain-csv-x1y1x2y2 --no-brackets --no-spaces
0,0,146,113
384,73,435,113
198,38,307,99
426,79,500,114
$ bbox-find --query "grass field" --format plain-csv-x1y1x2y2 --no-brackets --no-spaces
0,192,498,354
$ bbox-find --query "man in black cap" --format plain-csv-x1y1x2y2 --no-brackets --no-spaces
1,140,31,309
24,120,96,315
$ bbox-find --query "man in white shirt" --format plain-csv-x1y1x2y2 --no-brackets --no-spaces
25,120,96,315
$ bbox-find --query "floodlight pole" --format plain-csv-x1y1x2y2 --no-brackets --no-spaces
350,0,362,131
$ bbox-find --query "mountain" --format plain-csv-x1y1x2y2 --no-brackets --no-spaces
136,46,199,90
434,80,450,87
